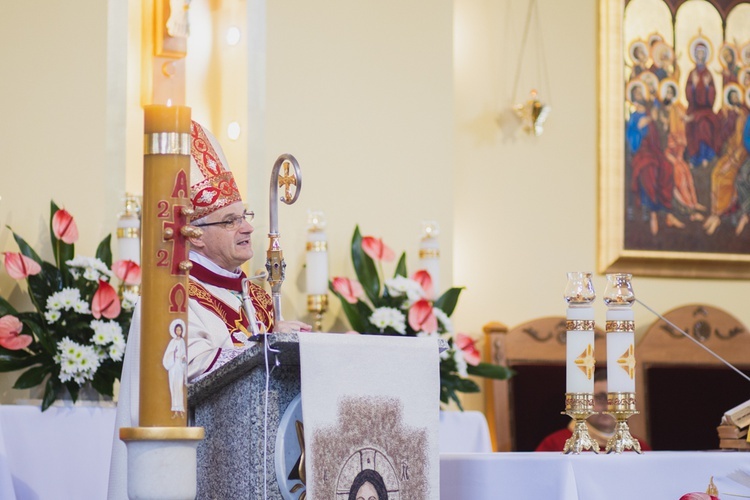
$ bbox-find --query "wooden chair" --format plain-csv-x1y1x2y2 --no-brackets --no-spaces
483,317,606,451
632,304,750,450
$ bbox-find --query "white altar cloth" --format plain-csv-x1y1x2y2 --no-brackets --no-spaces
438,410,492,453
440,451,750,500
0,404,116,500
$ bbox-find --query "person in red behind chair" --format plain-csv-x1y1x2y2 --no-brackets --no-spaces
535,369,651,452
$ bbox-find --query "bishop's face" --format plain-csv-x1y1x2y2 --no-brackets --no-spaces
192,202,254,271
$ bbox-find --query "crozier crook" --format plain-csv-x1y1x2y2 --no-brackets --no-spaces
266,154,302,328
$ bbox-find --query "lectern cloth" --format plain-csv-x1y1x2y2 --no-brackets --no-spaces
300,333,440,500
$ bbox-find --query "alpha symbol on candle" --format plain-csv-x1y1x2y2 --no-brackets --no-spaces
617,344,636,379
574,344,596,379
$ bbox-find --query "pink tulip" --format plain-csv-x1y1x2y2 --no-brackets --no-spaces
361,236,395,262
52,208,79,244
3,252,42,280
411,269,434,298
92,280,121,319
0,315,32,350
112,260,142,285
332,277,364,304
408,299,438,334
455,333,481,366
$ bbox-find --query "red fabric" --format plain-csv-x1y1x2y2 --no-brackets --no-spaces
535,428,652,452
685,66,720,157
631,121,675,210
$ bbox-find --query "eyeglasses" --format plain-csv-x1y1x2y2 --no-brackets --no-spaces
194,211,254,230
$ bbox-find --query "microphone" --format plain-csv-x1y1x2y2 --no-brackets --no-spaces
637,298,750,384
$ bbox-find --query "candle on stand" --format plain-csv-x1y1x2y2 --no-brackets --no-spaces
419,221,440,298
561,271,599,454
564,272,596,393
117,194,141,264
306,210,329,331
305,210,328,295
140,103,193,427
604,273,636,394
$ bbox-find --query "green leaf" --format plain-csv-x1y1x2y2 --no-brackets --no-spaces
394,252,407,278
467,362,515,380
19,314,56,355
434,287,464,316
96,235,113,268
351,226,380,305
0,296,19,316
0,352,40,372
13,364,51,389
25,261,63,316
92,369,115,397
41,378,60,411
9,230,44,264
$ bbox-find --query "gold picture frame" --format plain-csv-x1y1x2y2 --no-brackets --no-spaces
154,0,188,58
597,0,750,279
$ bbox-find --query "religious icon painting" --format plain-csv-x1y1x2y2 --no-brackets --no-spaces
598,0,750,278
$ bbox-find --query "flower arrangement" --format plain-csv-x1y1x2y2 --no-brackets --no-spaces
0,201,140,410
330,226,512,410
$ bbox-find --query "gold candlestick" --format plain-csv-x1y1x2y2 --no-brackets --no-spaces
307,294,328,332
605,392,642,454
562,393,599,454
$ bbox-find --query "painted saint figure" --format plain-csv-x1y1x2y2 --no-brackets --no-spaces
162,319,187,416
660,79,705,221
685,38,720,167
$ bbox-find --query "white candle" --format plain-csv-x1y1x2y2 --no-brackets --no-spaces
419,221,440,298
117,195,141,264
606,307,636,393
566,306,596,393
306,211,328,295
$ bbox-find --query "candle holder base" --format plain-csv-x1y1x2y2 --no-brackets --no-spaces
562,392,599,454
604,392,642,454
307,294,328,332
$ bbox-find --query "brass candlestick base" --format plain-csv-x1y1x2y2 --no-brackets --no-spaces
605,392,642,454
307,294,328,332
562,393,599,454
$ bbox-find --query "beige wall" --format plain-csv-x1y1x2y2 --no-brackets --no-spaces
1,0,748,409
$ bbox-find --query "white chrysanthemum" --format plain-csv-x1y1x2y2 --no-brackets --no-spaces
433,307,453,334
453,348,468,377
109,337,125,361
66,256,112,282
48,287,81,311
369,307,406,334
384,275,425,303
73,300,90,314
45,310,61,324
55,338,102,385
121,290,139,310
46,294,63,311
83,267,99,281
90,319,122,346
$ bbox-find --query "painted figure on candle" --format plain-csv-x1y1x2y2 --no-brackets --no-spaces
163,319,187,416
